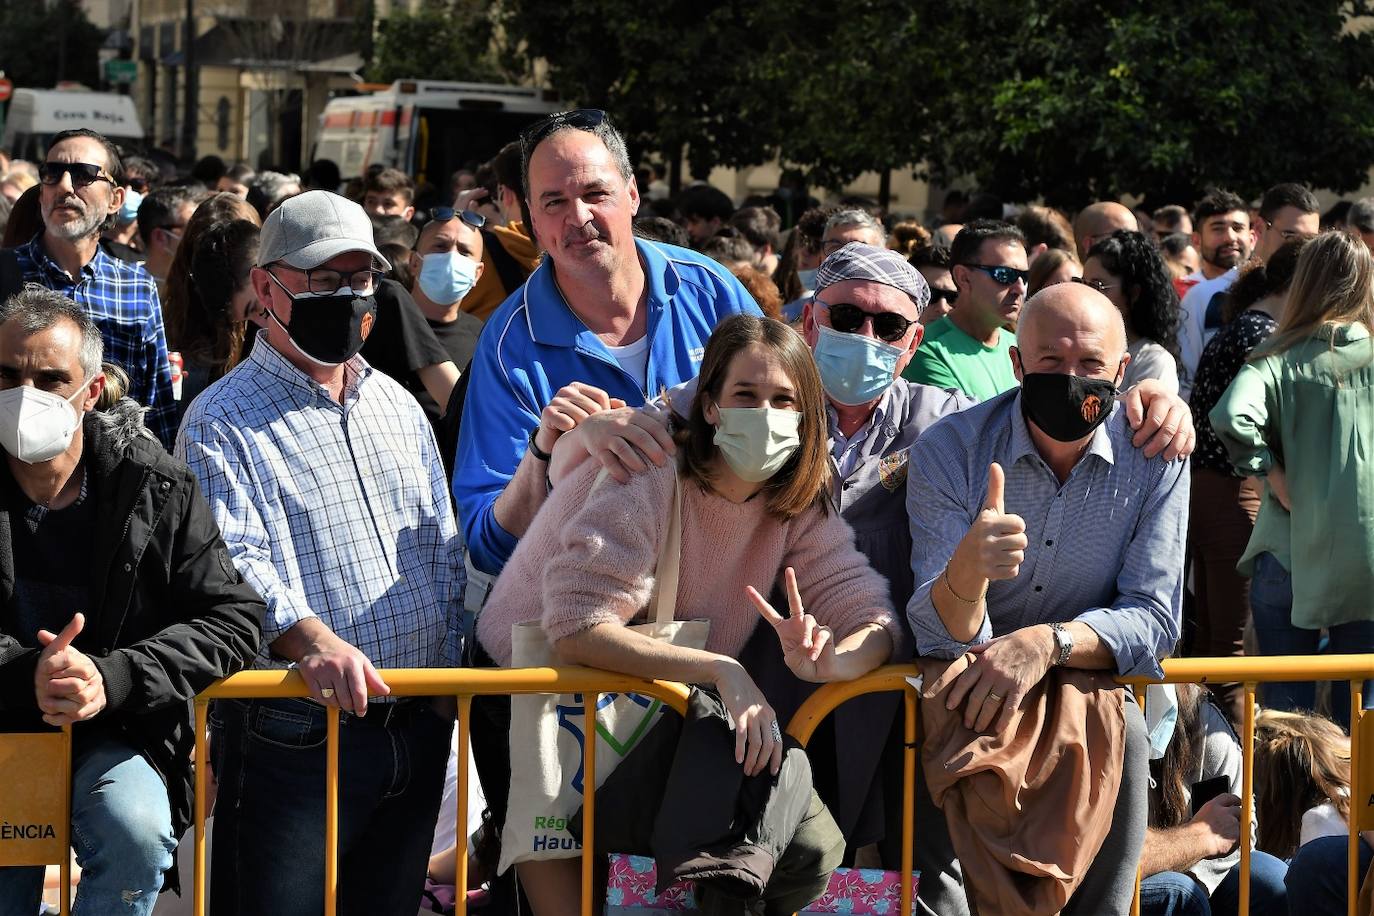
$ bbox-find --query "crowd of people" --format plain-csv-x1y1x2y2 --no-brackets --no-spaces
0,109,1370,916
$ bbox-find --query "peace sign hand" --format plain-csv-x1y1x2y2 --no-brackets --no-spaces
746,567,837,683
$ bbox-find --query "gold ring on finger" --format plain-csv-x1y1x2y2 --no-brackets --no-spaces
321,687,335,699
985,693,1003,703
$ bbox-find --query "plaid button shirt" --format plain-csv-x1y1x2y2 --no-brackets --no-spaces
175,331,464,670
12,235,176,448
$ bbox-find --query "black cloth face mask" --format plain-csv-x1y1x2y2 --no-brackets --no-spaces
266,274,376,367
1018,360,1123,443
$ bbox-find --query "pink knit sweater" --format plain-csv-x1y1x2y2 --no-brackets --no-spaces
476,459,901,667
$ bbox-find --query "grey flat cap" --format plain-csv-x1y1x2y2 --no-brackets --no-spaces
256,190,391,271
815,241,930,307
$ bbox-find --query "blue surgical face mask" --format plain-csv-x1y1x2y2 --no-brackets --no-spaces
119,188,143,223
813,324,904,407
796,267,819,291
418,250,479,306
1145,684,1179,761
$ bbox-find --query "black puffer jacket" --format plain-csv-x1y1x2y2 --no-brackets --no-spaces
0,402,266,873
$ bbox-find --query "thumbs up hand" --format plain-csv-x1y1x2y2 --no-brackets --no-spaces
961,463,1028,582
34,613,106,727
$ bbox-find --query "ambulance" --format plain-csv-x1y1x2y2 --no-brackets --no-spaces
313,80,563,185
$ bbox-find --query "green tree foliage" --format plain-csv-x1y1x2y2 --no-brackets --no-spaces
921,0,1374,207
0,0,103,89
367,0,512,85
495,0,782,179
501,0,1374,204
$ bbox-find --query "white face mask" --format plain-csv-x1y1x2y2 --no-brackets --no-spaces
0,381,88,464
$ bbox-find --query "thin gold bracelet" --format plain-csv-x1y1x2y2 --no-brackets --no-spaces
942,567,988,604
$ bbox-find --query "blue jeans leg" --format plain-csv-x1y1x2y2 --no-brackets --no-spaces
1285,835,1374,915
0,739,174,916
1324,621,1374,730
209,697,451,916
1248,552,1318,712
0,865,45,916
1209,851,1287,916
1139,872,1211,916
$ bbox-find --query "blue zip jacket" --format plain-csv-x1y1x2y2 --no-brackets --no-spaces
454,239,761,574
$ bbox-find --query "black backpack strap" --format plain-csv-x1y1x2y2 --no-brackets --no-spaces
481,228,530,297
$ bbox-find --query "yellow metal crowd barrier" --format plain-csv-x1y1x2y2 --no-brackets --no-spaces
14,657,1374,916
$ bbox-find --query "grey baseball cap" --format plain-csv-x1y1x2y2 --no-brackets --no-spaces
256,190,391,271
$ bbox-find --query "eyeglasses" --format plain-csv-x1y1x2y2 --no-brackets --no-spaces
268,264,384,297
519,109,608,155
1263,221,1316,243
38,162,116,189
962,263,1029,286
815,298,917,343
929,287,958,306
1071,276,1118,293
430,207,486,229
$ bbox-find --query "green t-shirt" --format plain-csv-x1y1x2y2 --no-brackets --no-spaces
903,315,1018,402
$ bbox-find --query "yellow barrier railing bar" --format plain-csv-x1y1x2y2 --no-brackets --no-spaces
1131,684,1144,916
582,692,598,916
326,708,340,916
1239,682,1255,916
1353,683,1363,913
60,724,71,916
901,689,917,916
123,655,1374,916
188,667,690,916
193,700,208,916
455,695,472,916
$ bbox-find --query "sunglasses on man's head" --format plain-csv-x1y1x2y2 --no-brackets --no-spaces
430,207,486,229
519,108,608,154
38,162,116,189
815,298,917,343
962,263,1030,286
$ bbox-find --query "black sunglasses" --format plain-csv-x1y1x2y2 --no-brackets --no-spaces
519,109,608,154
963,263,1030,286
815,298,917,343
929,287,958,305
128,177,150,193
430,207,486,229
39,162,116,188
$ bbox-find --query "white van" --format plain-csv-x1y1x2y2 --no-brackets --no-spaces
1,89,145,161
314,80,562,186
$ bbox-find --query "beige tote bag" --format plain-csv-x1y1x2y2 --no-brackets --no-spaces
500,469,709,873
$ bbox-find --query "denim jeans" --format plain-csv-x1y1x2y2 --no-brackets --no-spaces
208,696,451,916
1286,835,1374,914
0,739,176,916
1138,851,1287,916
1249,551,1374,729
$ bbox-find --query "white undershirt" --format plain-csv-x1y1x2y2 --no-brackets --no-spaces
605,334,650,389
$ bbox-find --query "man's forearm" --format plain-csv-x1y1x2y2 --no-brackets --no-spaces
1060,621,1116,669
491,443,552,541
269,617,332,664
1140,825,1209,876
416,361,459,409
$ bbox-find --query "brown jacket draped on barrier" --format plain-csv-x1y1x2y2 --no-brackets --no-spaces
918,655,1126,915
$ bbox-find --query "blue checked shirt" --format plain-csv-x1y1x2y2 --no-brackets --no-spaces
13,236,176,448
175,331,464,670
905,388,1188,679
